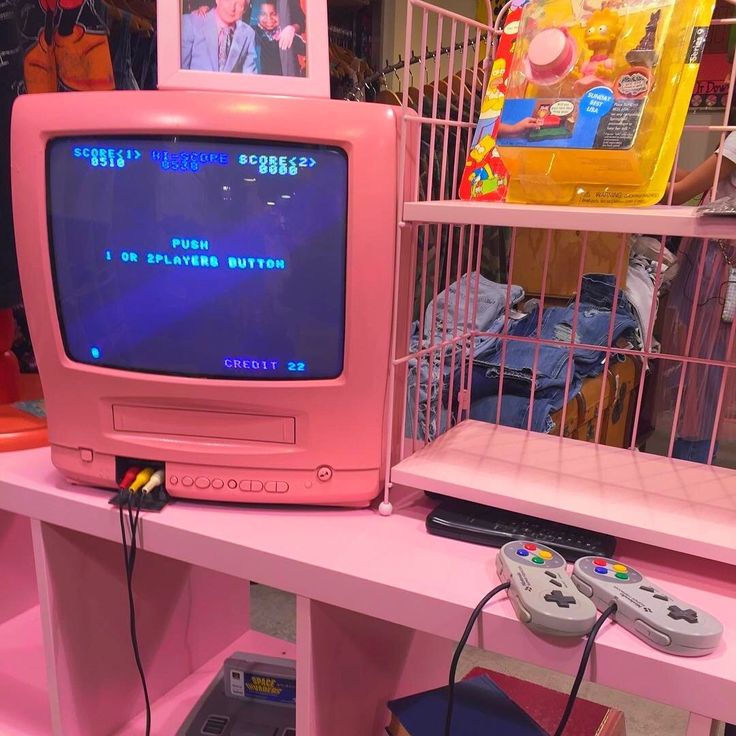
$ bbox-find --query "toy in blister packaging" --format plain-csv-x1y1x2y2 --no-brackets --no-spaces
459,0,529,201
497,0,716,207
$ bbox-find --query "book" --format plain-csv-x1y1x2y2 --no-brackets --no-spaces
386,674,548,736
465,668,627,736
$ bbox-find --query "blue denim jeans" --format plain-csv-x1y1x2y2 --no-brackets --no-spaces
672,439,719,465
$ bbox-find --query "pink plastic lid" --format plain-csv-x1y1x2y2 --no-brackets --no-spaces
526,28,577,85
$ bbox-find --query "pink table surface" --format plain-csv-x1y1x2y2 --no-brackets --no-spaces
1,447,735,724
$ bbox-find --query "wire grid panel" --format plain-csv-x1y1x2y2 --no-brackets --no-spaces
388,0,736,494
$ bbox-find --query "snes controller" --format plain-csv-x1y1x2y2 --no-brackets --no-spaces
572,557,723,657
496,541,597,637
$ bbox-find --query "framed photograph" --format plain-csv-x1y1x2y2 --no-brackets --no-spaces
158,0,329,97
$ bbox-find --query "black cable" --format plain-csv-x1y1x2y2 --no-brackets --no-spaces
119,492,152,736
444,582,511,736
553,603,618,736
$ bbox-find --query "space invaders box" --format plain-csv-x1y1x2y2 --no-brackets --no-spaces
224,653,296,706
465,668,627,736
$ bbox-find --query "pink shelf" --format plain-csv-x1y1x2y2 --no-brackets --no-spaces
0,606,53,736
402,200,734,239
392,420,736,565
114,630,295,736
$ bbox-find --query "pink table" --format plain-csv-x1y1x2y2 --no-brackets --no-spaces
0,447,733,735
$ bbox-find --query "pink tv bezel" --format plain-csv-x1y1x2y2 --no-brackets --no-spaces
11,90,409,507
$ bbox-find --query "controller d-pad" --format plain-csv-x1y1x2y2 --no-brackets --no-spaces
667,606,699,624
544,590,577,608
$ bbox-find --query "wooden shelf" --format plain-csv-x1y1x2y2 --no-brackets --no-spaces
114,630,296,736
391,420,736,565
0,606,53,736
402,200,735,239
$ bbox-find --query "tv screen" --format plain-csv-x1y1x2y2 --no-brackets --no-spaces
46,136,348,380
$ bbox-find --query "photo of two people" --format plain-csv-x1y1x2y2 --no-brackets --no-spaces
180,0,307,77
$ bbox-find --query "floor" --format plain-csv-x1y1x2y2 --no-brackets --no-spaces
250,584,725,736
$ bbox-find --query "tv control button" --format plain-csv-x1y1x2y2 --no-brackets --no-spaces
531,556,544,565
595,567,609,575
195,477,210,489
276,482,289,493
539,551,553,560
182,476,194,487
250,480,263,492
574,580,594,598
667,606,699,624
550,579,562,588
227,480,237,490
545,571,557,579
516,549,530,557
211,479,224,490
615,572,629,581
593,558,608,566
544,590,577,608
612,564,628,573
634,620,672,648
265,481,278,493
239,480,252,492
653,594,669,602
640,586,655,593
168,476,179,486
317,466,333,482
80,448,94,463
524,543,537,551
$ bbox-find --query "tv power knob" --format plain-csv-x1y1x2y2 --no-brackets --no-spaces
317,466,333,482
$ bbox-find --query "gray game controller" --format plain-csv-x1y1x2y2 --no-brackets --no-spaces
496,541,598,637
572,557,723,657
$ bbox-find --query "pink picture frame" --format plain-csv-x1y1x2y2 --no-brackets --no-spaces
157,0,329,98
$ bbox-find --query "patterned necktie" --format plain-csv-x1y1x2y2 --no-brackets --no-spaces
218,27,234,71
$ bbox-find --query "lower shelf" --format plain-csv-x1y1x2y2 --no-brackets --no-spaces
0,606,53,736
391,419,736,564
113,629,296,736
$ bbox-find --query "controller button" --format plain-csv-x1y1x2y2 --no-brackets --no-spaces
595,566,609,575
615,572,629,580
545,571,558,579
524,543,537,551
613,564,628,573
640,586,655,593
634,620,672,648
516,549,530,557
593,558,608,566
653,594,669,602
574,579,594,597
544,590,577,608
550,579,562,588
539,551,553,560
532,556,545,565
668,606,699,624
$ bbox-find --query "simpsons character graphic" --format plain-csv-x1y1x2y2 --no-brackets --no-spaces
24,0,114,92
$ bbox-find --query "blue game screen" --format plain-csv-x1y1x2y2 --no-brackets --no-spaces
47,137,348,380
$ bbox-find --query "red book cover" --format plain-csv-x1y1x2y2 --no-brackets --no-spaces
465,668,627,736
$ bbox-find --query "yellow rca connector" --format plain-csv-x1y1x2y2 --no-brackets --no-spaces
129,467,155,493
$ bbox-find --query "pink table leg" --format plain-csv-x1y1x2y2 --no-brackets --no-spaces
686,713,720,736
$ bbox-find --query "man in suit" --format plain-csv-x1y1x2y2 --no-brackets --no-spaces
181,0,257,74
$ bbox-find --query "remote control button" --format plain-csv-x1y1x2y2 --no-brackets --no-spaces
612,564,628,573
640,586,655,593
615,572,629,580
595,566,609,575
653,594,669,602
532,556,545,565
516,549,530,557
539,551,553,560
550,579,562,587
667,606,699,624
545,571,558,579
634,619,672,648
593,558,608,566
544,590,577,608
524,543,537,551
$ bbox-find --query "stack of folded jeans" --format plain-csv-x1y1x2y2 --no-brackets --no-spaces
458,274,640,434
406,273,524,441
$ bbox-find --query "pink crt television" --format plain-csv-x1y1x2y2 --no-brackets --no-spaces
11,91,410,507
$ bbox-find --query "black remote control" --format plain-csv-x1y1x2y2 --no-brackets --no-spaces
426,498,616,563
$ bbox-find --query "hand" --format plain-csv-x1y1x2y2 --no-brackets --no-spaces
195,5,209,16
509,117,541,135
278,24,297,50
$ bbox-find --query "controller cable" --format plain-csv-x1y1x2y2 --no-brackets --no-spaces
553,602,618,736
118,483,152,736
444,582,511,736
